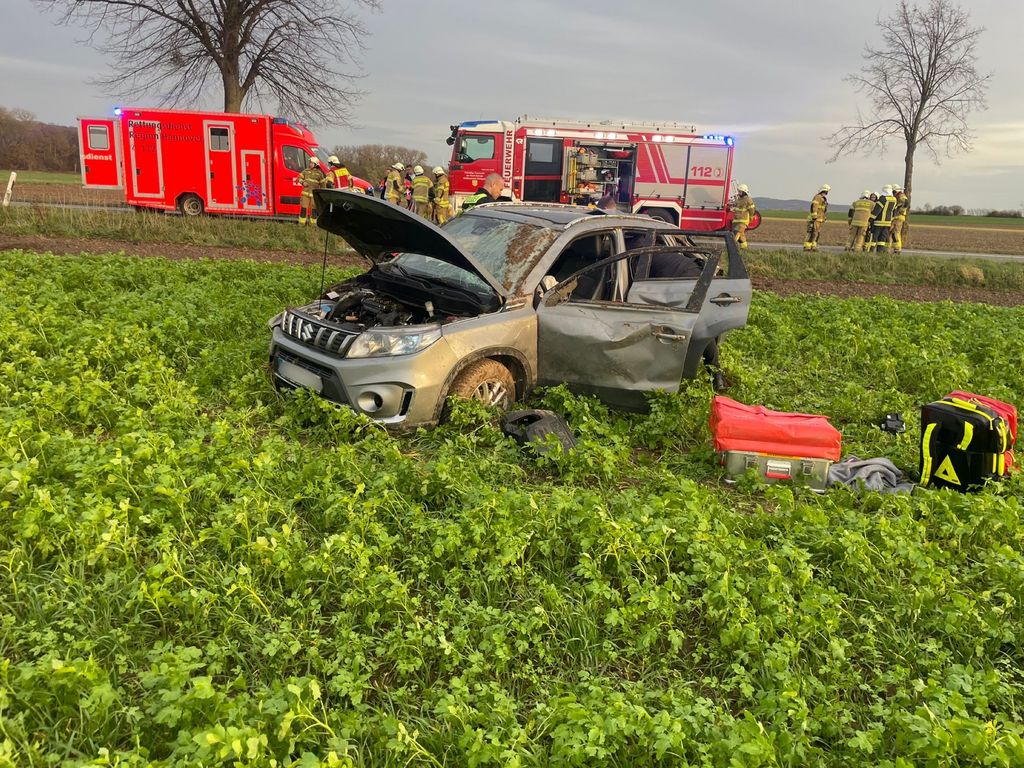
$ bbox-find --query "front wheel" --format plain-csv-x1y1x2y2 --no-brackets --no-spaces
447,359,516,412
177,193,204,217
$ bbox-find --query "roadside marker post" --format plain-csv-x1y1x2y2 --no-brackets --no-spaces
2,172,15,208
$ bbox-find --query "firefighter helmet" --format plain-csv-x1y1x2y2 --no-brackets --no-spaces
328,155,340,165
737,184,749,193
819,184,831,193
882,185,893,195
309,155,319,165
413,165,424,175
862,190,872,198
432,166,445,176
893,185,903,192
392,162,405,171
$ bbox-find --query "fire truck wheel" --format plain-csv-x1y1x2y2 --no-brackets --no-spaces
178,194,204,217
642,208,675,225
748,210,762,231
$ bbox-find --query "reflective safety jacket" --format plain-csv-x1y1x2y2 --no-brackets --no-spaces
386,169,404,200
732,193,756,225
872,195,897,228
848,197,874,227
298,166,327,193
330,166,354,190
433,174,450,206
808,192,828,222
893,192,909,220
461,188,498,211
411,174,433,203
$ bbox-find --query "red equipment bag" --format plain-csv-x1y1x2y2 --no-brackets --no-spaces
710,396,842,461
945,391,1017,472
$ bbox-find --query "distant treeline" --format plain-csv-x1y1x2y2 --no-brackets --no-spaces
912,203,1023,218
0,107,78,172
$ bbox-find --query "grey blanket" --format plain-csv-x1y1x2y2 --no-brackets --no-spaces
827,456,915,494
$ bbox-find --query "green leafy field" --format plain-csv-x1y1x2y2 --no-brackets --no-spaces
2,250,1022,767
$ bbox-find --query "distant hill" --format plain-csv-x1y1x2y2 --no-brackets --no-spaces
757,197,811,211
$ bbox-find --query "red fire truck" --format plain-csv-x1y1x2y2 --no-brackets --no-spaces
77,107,357,217
446,116,759,231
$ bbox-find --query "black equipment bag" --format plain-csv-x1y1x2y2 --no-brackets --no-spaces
920,398,1010,492
501,409,576,455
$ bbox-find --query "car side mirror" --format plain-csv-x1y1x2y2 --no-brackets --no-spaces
543,278,578,307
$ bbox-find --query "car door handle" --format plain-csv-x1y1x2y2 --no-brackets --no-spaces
711,293,742,305
653,329,688,342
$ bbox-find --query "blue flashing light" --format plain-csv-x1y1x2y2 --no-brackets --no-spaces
725,136,734,146
113,107,123,116
702,133,730,142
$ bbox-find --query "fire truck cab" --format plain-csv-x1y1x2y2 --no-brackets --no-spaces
78,107,330,217
446,117,748,231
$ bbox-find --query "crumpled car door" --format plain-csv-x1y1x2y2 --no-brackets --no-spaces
535,249,718,410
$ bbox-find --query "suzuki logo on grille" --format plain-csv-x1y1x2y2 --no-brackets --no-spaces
299,321,314,342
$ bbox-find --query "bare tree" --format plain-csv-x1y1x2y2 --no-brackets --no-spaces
828,0,989,199
35,0,381,126
333,144,428,187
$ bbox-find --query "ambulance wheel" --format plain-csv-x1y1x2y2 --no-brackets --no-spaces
642,208,675,225
178,194,204,217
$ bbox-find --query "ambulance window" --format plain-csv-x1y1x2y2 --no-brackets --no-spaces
209,127,230,152
458,134,495,162
282,145,307,172
88,125,110,151
525,138,562,175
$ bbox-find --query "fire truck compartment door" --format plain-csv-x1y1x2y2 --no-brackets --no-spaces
78,118,123,189
205,122,238,209
127,120,163,198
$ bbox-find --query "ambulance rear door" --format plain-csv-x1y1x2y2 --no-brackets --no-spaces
78,117,123,189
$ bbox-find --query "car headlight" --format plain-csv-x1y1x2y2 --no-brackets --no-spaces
346,327,442,358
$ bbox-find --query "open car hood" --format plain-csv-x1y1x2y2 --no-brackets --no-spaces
314,189,506,297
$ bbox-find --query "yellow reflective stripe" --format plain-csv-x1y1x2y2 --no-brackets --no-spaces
958,421,974,450
921,422,938,484
998,452,1006,475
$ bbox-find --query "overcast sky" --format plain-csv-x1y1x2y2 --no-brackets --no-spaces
3,0,1022,208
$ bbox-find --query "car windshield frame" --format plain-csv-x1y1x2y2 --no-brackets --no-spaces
438,214,560,293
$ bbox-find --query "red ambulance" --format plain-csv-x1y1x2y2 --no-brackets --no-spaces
445,116,759,231
78,107,338,217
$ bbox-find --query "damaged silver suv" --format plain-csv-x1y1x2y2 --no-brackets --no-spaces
268,189,751,428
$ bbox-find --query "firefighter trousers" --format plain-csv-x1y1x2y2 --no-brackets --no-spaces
414,201,432,219
870,224,892,252
804,219,823,250
299,191,317,224
435,203,451,225
847,225,868,252
891,218,905,253
733,223,749,249
386,194,402,206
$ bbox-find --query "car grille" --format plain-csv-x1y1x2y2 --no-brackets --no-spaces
280,310,356,355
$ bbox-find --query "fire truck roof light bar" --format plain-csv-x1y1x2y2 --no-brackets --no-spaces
518,116,698,133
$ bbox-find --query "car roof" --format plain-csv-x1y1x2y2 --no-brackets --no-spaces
468,202,670,229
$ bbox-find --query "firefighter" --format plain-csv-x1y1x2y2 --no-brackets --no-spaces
846,190,874,252
891,185,909,254
327,155,354,191
804,184,830,251
870,185,897,253
297,156,327,225
461,173,505,212
432,166,451,225
385,162,405,205
731,184,756,250
411,165,433,218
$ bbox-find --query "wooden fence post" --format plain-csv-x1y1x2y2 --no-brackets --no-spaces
2,172,16,208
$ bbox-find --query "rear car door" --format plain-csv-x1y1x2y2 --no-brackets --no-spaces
624,231,751,378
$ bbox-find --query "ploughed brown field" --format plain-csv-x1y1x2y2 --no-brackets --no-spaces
753,217,1024,256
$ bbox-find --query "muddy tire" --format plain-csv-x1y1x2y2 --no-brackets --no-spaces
446,359,516,413
178,194,204,217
